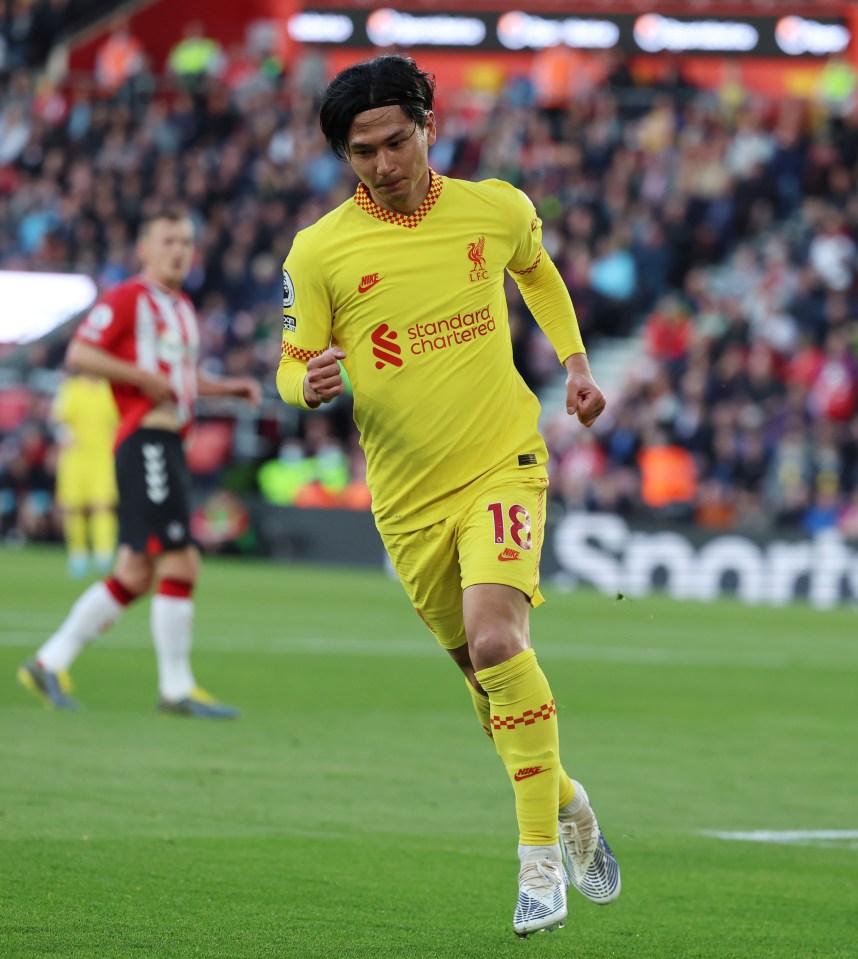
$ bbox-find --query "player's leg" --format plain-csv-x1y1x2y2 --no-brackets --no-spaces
151,545,239,718
458,472,619,927
452,642,616,903
464,583,568,936
449,641,575,806
143,430,237,719
55,452,90,577
89,505,118,573
88,454,119,573
62,509,90,577
18,545,152,709
379,518,466,649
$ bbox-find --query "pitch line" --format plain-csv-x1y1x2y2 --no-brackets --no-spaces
0,624,855,672
700,829,858,849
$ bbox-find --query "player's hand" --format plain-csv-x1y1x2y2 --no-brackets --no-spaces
230,377,262,405
304,348,346,407
564,353,606,428
138,371,177,404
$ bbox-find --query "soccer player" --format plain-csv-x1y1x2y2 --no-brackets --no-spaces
52,373,119,577
276,56,620,936
18,209,261,718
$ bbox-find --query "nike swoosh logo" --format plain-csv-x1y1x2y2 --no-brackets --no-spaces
358,276,381,293
498,553,521,562
514,767,547,781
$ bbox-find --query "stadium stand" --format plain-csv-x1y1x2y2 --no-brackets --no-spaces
2,14,858,544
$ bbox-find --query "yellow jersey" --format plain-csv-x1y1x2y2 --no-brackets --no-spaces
53,375,118,457
277,174,584,531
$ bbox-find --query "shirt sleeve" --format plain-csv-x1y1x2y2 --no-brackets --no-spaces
504,186,586,363
504,184,544,276
74,285,134,351
276,230,334,410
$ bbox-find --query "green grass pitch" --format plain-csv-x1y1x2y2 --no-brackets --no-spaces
1,545,856,958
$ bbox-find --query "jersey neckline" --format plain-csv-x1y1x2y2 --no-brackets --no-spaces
352,170,443,228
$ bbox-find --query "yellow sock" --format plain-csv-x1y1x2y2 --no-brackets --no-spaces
464,675,494,739
63,511,88,557
558,769,575,810
465,673,575,809
475,648,560,845
90,508,117,564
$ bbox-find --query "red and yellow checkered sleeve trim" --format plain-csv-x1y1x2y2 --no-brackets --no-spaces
510,248,543,276
281,341,325,363
491,699,556,730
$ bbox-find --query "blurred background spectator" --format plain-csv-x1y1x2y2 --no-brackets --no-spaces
2,1,858,551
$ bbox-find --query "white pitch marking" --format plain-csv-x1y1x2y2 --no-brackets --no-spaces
700,829,858,848
0,610,856,671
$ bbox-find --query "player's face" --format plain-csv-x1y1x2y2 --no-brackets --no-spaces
138,217,195,290
346,106,437,215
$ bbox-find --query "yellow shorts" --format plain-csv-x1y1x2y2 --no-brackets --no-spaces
380,470,548,650
55,453,118,510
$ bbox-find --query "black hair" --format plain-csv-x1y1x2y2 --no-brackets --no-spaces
319,55,435,160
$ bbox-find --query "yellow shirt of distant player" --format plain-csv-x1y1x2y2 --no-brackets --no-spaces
53,376,118,509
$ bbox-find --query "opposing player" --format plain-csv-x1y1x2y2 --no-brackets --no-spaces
52,373,119,577
276,56,619,936
18,209,261,718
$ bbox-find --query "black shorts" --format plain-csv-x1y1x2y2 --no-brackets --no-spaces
115,428,192,555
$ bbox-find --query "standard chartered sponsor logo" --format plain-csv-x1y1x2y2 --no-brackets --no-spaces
408,306,495,355
142,442,169,504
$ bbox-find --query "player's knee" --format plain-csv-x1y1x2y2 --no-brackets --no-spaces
104,575,148,606
120,567,154,596
468,629,528,671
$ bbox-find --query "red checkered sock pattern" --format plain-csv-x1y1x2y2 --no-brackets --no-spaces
464,673,576,812
474,648,560,846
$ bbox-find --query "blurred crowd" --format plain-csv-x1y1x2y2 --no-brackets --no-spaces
2,16,858,544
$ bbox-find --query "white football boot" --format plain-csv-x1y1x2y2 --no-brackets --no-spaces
513,844,568,938
558,780,621,904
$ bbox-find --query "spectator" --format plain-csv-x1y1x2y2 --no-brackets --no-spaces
638,427,698,518
95,20,145,95
167,21,225,87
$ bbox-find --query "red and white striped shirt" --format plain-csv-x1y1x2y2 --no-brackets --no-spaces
75,275,199,447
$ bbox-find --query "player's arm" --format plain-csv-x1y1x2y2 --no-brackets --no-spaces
276,238,341,410
66,339,175,405
197,371,262,405
511,255,605,427
505,186,605,427
71,285,175,404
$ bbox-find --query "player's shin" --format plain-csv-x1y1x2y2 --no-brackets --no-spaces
151,578,196,701
474,648,560,845
36,577,135,672
90,508,117,569
63,510,88,568
464,674,493,739
465,667,574,811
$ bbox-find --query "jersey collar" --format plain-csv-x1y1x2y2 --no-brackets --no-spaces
352,170,443,228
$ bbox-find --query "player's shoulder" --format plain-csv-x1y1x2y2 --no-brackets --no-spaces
96,275,147,309
447,175,528,202
290,197,357,255
444,176,535,220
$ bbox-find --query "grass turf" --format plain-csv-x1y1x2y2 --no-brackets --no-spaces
1,545,856,958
